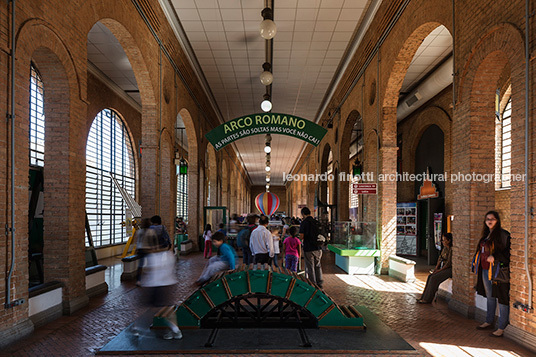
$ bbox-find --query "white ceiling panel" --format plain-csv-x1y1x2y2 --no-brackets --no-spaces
401,25,453,93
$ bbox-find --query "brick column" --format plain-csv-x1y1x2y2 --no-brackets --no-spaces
160,139,174,227
377,107,398,273
307,181,316,214
378,146,398,273
140,105,158,216
39,64,87,315
449,99,496,317
338,175,350,221
140,145,158,215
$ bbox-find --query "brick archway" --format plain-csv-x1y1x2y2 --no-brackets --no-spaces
403,107,452,207
452,23,525,317
86,19,158,215
379,22,452,273
16,20,87,313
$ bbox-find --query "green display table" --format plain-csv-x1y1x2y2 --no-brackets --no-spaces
327,244,380,275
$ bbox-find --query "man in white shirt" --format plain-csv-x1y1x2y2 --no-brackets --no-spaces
249,215,274,265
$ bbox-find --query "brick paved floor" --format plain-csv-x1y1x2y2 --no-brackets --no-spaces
1,251,533,356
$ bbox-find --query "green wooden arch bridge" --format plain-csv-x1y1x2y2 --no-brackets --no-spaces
153,265,365,346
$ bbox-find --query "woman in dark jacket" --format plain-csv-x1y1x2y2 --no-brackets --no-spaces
471,211,510,337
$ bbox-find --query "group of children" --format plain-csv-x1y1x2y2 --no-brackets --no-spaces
267,225,302,272
201,221,302,275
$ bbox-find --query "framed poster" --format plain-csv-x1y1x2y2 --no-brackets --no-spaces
396,202,418,256
434,213,443,250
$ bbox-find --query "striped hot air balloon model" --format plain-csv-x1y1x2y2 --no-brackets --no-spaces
254,192,280,216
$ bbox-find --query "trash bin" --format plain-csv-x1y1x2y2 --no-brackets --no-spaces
198,235,204,252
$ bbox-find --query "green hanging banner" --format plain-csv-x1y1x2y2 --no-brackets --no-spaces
205,113,328,151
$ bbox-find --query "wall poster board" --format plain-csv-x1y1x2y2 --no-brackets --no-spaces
434,213,443,250
396,202,418,256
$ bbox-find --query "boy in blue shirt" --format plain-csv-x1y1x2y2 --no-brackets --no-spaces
195,232,236,285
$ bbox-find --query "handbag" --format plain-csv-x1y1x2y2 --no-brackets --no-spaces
492,264,510,283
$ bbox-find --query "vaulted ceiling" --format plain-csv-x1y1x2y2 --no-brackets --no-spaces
87,0,452,186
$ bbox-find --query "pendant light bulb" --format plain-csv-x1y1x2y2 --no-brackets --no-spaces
260,19,277,40
260,71,273,85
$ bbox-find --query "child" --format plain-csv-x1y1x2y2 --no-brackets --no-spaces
283,226,301,272
203,224,212,259
216,223,227,236
270,226,281,267
195,232,236,285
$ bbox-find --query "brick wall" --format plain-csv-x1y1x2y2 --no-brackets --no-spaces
0,0,245,341
284,0,536,341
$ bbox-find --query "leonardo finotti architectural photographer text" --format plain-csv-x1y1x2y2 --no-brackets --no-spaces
283,171,526,183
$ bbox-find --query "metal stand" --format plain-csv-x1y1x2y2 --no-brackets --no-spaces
204,327,219,347
297,311,312,347
201,293,317,329
201,293,316,348
297,326,312,347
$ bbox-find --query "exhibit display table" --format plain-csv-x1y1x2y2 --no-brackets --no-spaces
327,244,380,275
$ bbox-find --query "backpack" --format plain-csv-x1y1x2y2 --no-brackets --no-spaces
306,217,325,249
151,225,171,249
236,226,252,248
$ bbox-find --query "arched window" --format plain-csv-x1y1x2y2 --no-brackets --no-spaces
86,109,135,247
29,64,45,167
29,63,45,287
176,172,188,221
500,98,512,188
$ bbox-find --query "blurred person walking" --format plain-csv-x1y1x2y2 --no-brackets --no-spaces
135,218,182,340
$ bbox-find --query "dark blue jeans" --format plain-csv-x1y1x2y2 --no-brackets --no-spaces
285,254,298,272
482,269,509,329
242,246,253,265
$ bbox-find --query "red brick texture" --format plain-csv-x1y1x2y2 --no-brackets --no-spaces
0,0,251,340
286,0,536,343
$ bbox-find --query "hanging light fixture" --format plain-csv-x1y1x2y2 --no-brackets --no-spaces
261,2,274,189
260,62,273,85
265,158,271,172
261,93,272,112
260,7,277,40
264,142,272,154
264,133,272,153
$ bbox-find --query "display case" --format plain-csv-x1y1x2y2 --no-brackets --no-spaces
327,221,380,275
331,221,377,250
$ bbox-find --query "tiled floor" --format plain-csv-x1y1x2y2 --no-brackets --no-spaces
2,251,533,356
